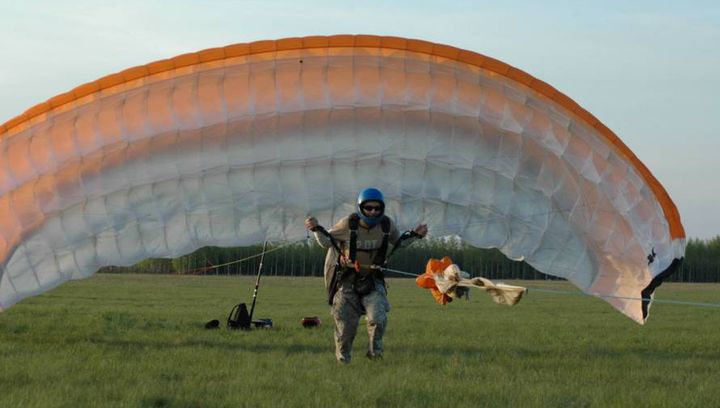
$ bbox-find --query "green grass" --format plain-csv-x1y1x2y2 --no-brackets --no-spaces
1,274,719,408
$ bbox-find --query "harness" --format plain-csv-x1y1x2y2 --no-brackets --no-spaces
317,213,419,304
348,213,391,269
316,213,390,304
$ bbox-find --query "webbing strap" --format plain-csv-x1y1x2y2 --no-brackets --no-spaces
348,213,359,262
387,230,422,263
348,213,390,266
373,216,391,266
313,226,342,255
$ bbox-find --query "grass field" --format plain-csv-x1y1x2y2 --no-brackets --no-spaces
1,274,719,408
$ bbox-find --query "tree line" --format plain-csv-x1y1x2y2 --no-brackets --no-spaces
673,236,720,282
99,236,720,283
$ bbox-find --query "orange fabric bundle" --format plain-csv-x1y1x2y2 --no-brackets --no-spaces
415,256,455,305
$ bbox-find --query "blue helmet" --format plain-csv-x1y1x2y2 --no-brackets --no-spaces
356,187,385,226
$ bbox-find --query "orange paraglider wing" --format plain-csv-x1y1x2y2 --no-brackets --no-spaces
0,35,684,324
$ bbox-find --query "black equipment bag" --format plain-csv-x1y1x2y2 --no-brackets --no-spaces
227,302,251,330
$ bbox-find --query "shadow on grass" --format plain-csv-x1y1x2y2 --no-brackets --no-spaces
85,336,329,355
389,343,720,362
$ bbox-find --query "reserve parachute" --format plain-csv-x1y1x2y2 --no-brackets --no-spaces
0,35,685,322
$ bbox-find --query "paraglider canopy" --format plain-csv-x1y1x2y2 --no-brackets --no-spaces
0,35,684,323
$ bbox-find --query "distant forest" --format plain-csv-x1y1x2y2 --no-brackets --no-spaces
100,236,720,283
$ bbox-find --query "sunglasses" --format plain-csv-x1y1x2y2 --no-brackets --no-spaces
362,205,383,212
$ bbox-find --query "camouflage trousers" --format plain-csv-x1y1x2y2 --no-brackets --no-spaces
331,278,390,363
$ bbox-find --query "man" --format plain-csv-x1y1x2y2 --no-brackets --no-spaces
304,187,428,363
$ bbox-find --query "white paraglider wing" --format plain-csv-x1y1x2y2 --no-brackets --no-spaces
0,36,685,322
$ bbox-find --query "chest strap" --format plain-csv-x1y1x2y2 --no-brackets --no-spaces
348,213,390,266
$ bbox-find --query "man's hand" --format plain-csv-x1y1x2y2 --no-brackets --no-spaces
413,223,428,238
304,217,318,231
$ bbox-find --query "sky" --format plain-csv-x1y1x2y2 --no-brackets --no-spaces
0,0,718,239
